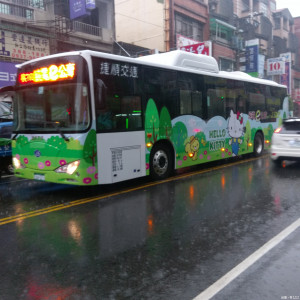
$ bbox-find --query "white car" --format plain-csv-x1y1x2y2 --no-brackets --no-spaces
271,118,300,165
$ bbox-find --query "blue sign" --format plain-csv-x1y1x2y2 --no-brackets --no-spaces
86,0,96,10
70,0,87,20
245,45,258,73
0,62,17,88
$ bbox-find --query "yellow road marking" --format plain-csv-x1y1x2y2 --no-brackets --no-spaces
0,154,268,226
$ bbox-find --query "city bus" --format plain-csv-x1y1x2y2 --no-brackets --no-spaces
12,50,288,185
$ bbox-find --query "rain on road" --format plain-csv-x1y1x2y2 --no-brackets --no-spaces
0,155,299,299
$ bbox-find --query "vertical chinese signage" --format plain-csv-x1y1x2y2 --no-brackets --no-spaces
245,39,259,77
280,52,291,95
0,30,50,60
258,54,265,78
0,62,17,88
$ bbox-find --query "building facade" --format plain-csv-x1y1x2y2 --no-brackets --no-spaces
114,0,210,55
1,0,300,112
209,0,299,114
0,0,115,88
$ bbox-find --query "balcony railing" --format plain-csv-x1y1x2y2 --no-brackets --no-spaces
71,21,102,37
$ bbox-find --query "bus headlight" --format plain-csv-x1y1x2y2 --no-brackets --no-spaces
13,157,25,169
55,160,80,175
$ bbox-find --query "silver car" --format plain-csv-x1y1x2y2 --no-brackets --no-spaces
271,118,300,165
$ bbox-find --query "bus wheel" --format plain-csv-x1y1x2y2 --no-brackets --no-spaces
150,144,173,180
253,132,264,156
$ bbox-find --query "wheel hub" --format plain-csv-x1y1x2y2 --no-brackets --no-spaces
153,150,168,175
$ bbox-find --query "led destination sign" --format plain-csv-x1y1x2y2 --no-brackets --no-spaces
19,63,76,84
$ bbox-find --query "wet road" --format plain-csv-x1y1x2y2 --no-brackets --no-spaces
0,155,299,299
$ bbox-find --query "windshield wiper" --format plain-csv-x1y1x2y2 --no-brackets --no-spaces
49,121,70,142
12,133,18,140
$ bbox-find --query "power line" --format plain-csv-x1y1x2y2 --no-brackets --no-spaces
115,12,163,28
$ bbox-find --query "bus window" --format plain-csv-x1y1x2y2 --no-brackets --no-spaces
180,90,192,114
223,80,246,117
247,83,266,112
178,72,203,117
206,88,226,119
144,67,177,118
266,87,284,119
115,96,142,130
95,78,113,130
192,91,203,117
205,77,226,119
237,95,246,112
225,89,236,117
94,61,143,131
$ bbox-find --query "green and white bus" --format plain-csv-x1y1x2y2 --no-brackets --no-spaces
12,50,288,185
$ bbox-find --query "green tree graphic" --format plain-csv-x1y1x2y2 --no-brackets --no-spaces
83,130,97,166
47,136,67,151
283,112,287,120
17,135,29,147
172,122,188,154
266,124,274,141
244,120,251,150
145,98,159,143
195,131,208,150
159,106,172,139
67,138,84,150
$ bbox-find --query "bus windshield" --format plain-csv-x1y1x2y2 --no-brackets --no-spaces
14,83,90,132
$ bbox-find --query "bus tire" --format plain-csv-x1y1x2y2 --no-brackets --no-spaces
253,132,264,156
150,143,173,180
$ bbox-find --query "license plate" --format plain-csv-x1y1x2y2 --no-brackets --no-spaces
289,140,300,147
34,174,45,181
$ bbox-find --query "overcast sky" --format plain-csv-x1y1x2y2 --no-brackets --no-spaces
276,0,300,18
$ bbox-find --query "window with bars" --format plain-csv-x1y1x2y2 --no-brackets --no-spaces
10,0,45,9
294,79,300,89
175,13,203,42
0,3,34,19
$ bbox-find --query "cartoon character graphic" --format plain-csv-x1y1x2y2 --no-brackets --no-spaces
185,136,200,160
228,110,244,156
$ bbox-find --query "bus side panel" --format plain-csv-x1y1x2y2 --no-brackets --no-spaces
97,131,146,184
145,97,288,171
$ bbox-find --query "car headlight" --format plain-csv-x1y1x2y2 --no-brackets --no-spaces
55,160,80,175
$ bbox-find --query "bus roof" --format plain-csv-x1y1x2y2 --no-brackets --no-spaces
16,50,287,89
136,50,220,73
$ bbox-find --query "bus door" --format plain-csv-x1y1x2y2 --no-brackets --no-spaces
94,67,145,184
